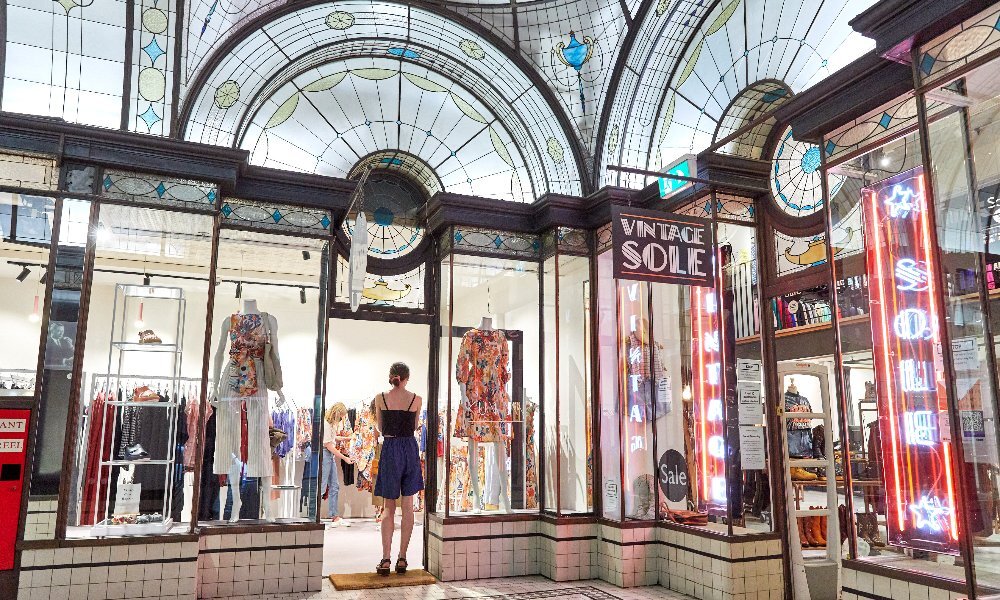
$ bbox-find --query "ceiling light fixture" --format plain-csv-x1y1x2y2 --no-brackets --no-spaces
302,250,311,261
143,274,151,286
299,287,307,304
16,266,30,282
235,281,243,299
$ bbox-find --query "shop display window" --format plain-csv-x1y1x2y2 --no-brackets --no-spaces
1,192,56,540
597,203,771,533
68,204,214,537
435,228,541,516
541,229,594,515
827,126,976,581
203,229,327,524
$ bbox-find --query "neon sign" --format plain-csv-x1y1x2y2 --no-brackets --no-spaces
863,166,959,554
692,284,727,509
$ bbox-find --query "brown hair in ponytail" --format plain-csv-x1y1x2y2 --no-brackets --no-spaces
389,362,410,387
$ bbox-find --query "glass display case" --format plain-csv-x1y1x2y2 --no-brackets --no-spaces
597,197,772,534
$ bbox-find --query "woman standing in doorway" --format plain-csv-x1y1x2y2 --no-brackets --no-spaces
322,403,354,527
373,362,424,575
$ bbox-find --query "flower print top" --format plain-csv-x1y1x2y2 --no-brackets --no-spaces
454,329,511,442
226,313,266,396
350,408,380,494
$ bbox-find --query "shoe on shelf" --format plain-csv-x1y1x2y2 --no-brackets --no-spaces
124,444,150,462
790,467,818,481
132,386,161,402
138,329,162,344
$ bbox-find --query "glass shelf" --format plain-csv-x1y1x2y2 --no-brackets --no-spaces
119,284,184,300
100,459,173,466
111,342,180,353
105,400,178,407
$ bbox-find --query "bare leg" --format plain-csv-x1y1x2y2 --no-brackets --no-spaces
399,494,416,558
468,439,482,513
494,441,511,512
381,499,397,560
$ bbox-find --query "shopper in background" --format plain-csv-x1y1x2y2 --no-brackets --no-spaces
322,402,353,527
373,362,425,575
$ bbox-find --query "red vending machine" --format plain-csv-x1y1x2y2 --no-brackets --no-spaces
0,409,31,571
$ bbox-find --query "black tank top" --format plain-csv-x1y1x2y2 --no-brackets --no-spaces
381,393,417,437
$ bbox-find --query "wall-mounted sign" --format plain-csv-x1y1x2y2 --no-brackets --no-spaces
863,166,959,555
657,155,697,199
657,449,688,502
610,205,714,287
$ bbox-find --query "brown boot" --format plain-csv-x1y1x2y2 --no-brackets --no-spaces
804,516,824,547
817,513,828,546
798,517,813,548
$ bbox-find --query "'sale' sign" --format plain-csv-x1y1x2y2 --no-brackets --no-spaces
610,205,714,288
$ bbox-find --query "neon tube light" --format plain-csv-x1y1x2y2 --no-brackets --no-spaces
691,272,725,510
862,166,959,554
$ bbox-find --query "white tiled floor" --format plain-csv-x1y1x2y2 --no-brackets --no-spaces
258,575,694,600
323,518,424,575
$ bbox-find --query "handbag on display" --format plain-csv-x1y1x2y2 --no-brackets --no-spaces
269,426,288,449
261,312,284,391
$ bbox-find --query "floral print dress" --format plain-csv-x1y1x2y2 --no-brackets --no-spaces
454,329,511,442
350,408,380,495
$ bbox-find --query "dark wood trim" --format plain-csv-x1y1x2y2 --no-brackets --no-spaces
842,559,971,594
18,533,199,550
189,212,221,531
197,521,324,535
120,0,136,131
538,514,599,526
54,198,101,539
169,0,185,138
775,52,914,144
329,305,433,325
0,113,248,187
850,0,996,60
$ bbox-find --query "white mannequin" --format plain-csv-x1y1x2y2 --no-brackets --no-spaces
211,299,284,522
459,316,511,513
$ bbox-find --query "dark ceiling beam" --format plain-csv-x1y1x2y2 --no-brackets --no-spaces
850,0,996,62
0,111,248,186
772,51,913,143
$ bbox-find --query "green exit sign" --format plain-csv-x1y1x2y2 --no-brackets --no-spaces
657,155,696,199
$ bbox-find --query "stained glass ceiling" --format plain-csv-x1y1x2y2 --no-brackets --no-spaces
3,0,878,198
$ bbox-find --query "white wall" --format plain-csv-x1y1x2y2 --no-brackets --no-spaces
325,319,429,518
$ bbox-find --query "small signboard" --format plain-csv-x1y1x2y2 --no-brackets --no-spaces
610,204,714,288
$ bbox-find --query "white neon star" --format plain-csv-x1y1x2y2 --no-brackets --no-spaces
908,495,952,532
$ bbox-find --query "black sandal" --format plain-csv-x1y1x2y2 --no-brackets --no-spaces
396,557,408,574
377,558,391,576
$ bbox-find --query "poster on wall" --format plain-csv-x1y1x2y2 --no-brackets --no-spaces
610,205,714,287
862,165,960,555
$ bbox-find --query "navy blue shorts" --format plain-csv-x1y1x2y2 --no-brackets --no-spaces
374,436,424,500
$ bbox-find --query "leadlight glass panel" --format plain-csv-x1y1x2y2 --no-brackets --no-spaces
600,0,876,190
451,226,541,260
916,3,1000,87
774,230,827,277
0,152,58,191
100,169,217,209
221,198,333,236
128,0,177,135
182,2,582,200
334,256,425,310
3,0,127,129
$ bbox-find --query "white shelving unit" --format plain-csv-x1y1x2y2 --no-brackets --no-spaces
90,284,186,536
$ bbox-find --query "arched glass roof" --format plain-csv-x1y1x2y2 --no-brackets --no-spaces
182,1,583,201
598,0,876,189
2,0,881,200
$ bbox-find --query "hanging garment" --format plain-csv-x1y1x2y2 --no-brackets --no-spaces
295,408,313,460
454,329,511,442
351,408,380,494
215,313,272,477
80,389,115,525
785,391,814,458
271,409,295,458
523,401,538,509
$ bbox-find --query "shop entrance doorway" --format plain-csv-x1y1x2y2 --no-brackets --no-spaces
322,318,430,575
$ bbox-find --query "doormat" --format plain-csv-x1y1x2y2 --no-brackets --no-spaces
454,587,622,600
329,569,437,590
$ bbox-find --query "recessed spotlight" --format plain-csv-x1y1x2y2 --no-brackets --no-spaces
879,155,891,168
16,266,30,282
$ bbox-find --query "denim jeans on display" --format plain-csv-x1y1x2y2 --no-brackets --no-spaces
322,448,340,518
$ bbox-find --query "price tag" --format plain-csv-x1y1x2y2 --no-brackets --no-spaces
114,483,141,516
